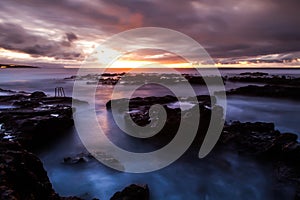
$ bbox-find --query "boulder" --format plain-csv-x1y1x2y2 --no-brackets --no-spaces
0,141,60,200
30,91,47,99
110,184,149,200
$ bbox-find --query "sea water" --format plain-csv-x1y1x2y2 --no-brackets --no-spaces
1,67,299,199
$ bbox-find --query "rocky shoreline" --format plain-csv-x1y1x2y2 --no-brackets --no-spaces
64,73,225,85
0,89,148,200
107,94,300,199
1,86,300,199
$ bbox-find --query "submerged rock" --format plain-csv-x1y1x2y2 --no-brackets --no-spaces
63,152,94,165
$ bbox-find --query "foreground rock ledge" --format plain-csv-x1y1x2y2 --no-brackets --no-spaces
110,184,149,200
0,141,83,200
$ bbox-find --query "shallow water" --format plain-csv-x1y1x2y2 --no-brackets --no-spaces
1,68,300,199
226,95,300,136
40,126,294,200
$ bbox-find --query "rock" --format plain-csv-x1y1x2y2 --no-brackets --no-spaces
110,184,149,200
276,133,298,145
228,74,300,86
0,89,83,150
0,104,74,151
0,89,91,199
30,91,47,99
239,72,269,76
227,85,300,99
0,141,86,200
12,100,41,108
63,152,94,165
0,141,60,200
218,121,300,198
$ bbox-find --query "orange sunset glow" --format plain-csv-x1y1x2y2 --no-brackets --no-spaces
0,0,299,69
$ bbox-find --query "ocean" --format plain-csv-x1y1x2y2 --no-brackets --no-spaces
1,67,300,199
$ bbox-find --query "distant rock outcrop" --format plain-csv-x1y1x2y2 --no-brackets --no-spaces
227,85,300,99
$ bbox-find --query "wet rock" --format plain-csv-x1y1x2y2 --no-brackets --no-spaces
106,95,220,152
239,72,269,76
30,91,47,99
227,85,300,99
0,141,60,200
0,105,74,150
228,74,300,86
63,152,94,165
110,184,149,200
0,141,85,200
0,89,89,151
219,121,300,198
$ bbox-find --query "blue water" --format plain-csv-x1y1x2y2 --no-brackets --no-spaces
1,67,300,199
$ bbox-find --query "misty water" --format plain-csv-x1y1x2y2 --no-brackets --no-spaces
1,68,300,199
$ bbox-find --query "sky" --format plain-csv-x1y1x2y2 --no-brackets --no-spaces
0,0,300,68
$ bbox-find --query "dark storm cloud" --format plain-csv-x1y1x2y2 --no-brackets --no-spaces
105,0,300,59
0,23,82,59
0,0,299,65
66,32,78,42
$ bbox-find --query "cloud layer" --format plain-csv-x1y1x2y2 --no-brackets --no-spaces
0,0,299,67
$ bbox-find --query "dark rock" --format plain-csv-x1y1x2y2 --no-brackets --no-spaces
30,91,47,99
0,89,90,199
63,152,94,165
0,141,60,200
227,85,300,99
229,74,300,86
0,141,85,200
239,72,269,76
0,88,86,151
0,104,74,151
110,184,149,200
218,121,300,198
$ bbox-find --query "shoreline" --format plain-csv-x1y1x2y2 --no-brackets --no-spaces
1,86,300,199
1,69,300,199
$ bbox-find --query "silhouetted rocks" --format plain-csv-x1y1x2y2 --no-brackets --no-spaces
0,104,74,150
0,88,17,95
227,85,300,99
106,95,178,110
0,140,84,200
0,90,89,150
220,121,300,198
0,141,59,200
0,64,39,69
106,95,214,110
30,91,47,98
64,73,225,86
110,184,149,200
106,95,219,149
239,72,269,76
107,94,300,199
229,74,300,86
63,152,94,165
0,89,89,199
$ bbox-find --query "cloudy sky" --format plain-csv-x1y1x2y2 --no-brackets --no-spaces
0,0,299,68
